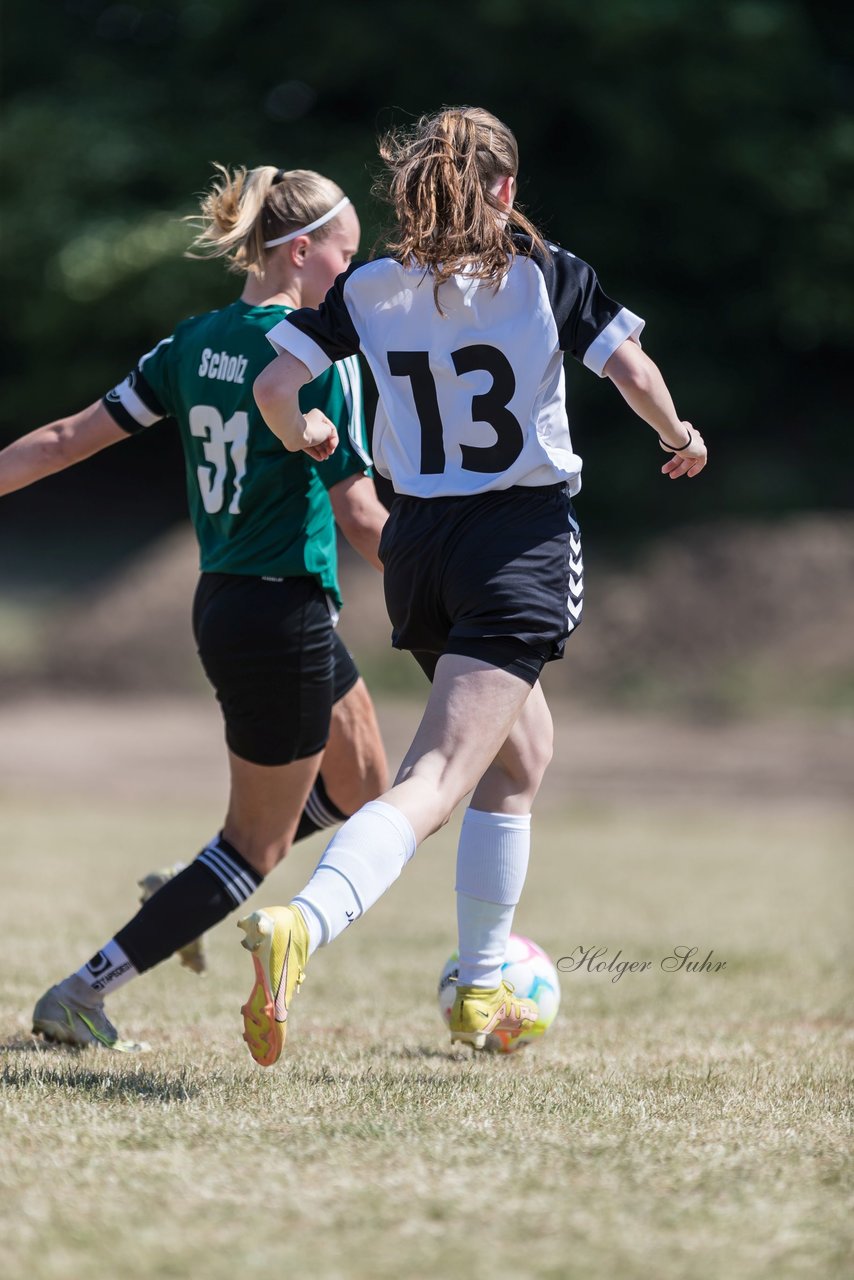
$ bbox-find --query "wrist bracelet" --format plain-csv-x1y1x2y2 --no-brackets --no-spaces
658,427,693,453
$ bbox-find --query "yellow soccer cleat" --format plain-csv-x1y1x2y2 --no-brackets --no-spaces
138,865,208,975
449,981,537,1051
237,906,309,1067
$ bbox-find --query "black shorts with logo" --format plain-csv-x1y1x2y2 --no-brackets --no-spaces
192,573,359,766
379,482,583,686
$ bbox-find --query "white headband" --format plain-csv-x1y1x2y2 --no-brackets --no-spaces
263,196,351,248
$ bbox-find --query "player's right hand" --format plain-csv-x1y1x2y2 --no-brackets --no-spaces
660,422,707,479
302,408,339,461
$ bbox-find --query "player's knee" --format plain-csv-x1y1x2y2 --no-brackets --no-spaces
525,729,554,789
501,733,553,796
516,707,555,791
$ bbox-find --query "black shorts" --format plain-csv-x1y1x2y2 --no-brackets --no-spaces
379,483,583,686
192,573,359,767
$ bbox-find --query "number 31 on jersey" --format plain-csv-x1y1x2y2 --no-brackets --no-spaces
189,405,249,515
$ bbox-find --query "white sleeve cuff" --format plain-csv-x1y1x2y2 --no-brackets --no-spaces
266,318,333,380
582,308,646,377
112,376,163,427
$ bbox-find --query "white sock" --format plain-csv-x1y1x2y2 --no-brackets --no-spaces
73,939,139,1001
455,808,531,988
293,800,417,953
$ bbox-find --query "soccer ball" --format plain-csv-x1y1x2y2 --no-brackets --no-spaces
437,933,561,1053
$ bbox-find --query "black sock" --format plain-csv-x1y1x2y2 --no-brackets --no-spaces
293,774,348,843
115,835,262,973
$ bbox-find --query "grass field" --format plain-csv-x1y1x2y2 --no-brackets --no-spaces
1,700,852,1280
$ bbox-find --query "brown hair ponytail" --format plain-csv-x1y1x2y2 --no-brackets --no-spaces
377,106,546,308
187,164,346,277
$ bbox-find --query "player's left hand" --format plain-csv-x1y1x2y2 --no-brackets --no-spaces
659,423,707,479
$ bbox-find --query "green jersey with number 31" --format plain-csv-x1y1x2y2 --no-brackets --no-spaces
102,300,371,606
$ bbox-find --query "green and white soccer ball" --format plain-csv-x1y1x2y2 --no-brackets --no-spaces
437,933,561,1053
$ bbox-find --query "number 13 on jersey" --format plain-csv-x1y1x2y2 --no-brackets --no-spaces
388,345,524,476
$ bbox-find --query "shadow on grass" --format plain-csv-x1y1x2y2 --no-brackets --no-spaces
391,1039,458,1059
0,1048,198,1102
390,1045,473,1062
384,1044,532,1067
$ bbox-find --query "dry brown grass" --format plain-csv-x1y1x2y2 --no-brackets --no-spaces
1,733,851,1280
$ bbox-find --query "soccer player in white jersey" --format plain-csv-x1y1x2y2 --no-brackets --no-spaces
0,165,391,1050
239,106,708,1063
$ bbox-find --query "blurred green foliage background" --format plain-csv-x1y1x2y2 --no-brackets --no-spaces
1,0,852,557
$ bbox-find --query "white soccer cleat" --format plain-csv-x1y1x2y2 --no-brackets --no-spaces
32,978,149,1052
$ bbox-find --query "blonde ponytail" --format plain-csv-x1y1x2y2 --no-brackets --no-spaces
377,107,546,309
187,164,347,277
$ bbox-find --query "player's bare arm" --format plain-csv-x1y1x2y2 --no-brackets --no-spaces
254,351,337,456
603,339,708,479
0,400,127,498
328,472,387,573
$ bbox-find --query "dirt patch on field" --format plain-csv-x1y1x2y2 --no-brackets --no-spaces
1,513,852,715
0,695,850,814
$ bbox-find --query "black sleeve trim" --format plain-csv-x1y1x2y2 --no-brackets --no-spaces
101,395,143,434
532,242,625,359
102,366,167,434
284,261,363,363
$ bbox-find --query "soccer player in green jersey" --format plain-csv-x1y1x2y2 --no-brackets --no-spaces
0,164,390,1050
